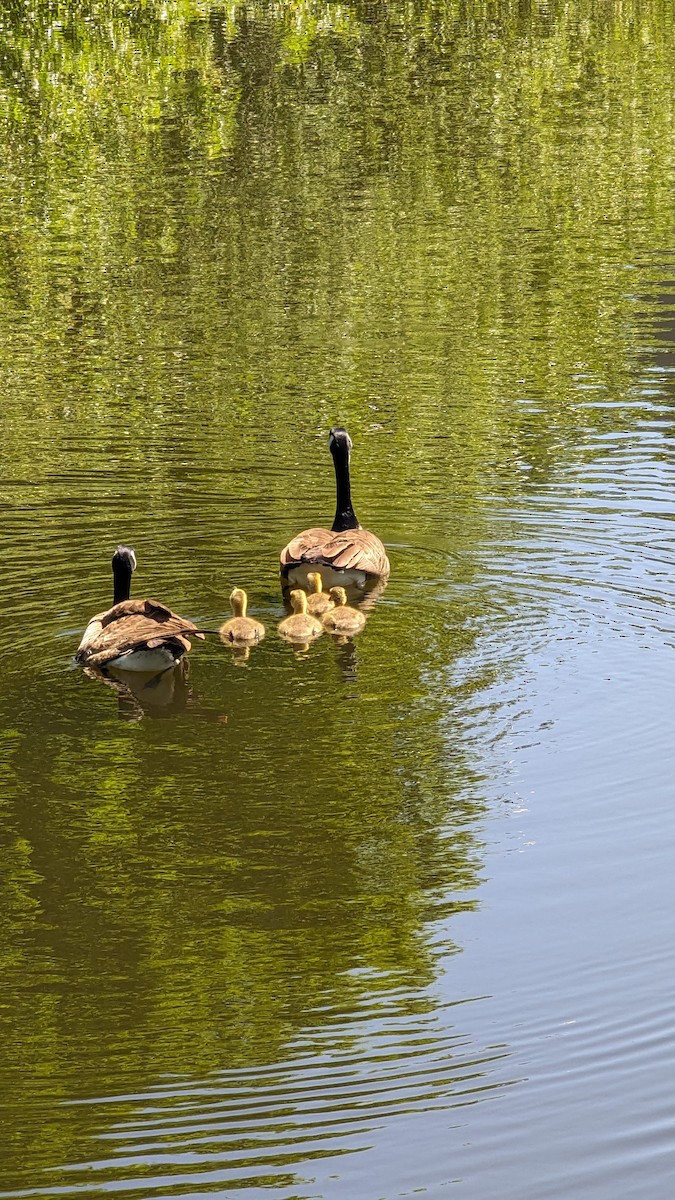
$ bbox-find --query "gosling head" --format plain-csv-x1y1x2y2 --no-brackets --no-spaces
307,572,323,595
289,589,309,614
329,586,347,606
230,587,248,617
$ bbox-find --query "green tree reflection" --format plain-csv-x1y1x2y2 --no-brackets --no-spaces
0,0,673,1187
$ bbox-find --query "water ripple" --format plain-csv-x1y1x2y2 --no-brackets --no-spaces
1,1001,514,1198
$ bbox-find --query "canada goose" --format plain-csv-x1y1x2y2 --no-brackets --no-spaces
219,588,265,645
278,589,323,642
75,545,205,672
280,427,390,595
322,586,366,635
305,571,335,617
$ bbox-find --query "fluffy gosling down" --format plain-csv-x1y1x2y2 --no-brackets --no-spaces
322,587,366,636
278,589,323,642
305,571,335,617
219,588,265,645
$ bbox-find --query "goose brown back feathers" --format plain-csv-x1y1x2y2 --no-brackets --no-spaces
76,599,203,668
280,526,390,577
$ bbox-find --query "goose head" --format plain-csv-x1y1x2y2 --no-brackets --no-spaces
328,426,352,459
112,544,137,604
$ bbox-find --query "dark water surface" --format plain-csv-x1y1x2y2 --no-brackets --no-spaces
1,3,675,1196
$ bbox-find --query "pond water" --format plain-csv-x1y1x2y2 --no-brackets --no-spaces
1,3,675,1197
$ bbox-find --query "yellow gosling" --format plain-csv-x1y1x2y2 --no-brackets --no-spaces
219,588,265,645
322,586,366,635
278,589,323,642
305,571,335,617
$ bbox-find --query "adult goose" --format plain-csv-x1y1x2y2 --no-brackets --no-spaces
279,427,390,596
75,545,205,672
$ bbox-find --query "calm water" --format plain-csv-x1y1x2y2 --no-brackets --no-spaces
1,2,675,1196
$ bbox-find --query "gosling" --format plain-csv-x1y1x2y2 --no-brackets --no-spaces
322,587,366,635
219,588,265,645
278,590,323,642
305,571,335,617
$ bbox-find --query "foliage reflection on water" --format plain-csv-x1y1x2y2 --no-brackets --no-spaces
0,0,674,1196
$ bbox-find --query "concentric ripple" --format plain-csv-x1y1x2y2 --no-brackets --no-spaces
0,995,515,1198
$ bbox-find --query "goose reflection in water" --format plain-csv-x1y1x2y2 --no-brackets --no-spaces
332,634,359,682
83,660,227,724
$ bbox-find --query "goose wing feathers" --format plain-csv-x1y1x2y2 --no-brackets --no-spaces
76,599,205,664
280,528,390,578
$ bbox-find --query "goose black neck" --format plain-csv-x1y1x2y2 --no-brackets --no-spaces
112,558,132,605
331,440,360,532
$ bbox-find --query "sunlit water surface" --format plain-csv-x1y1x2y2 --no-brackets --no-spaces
1,4,675,1198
